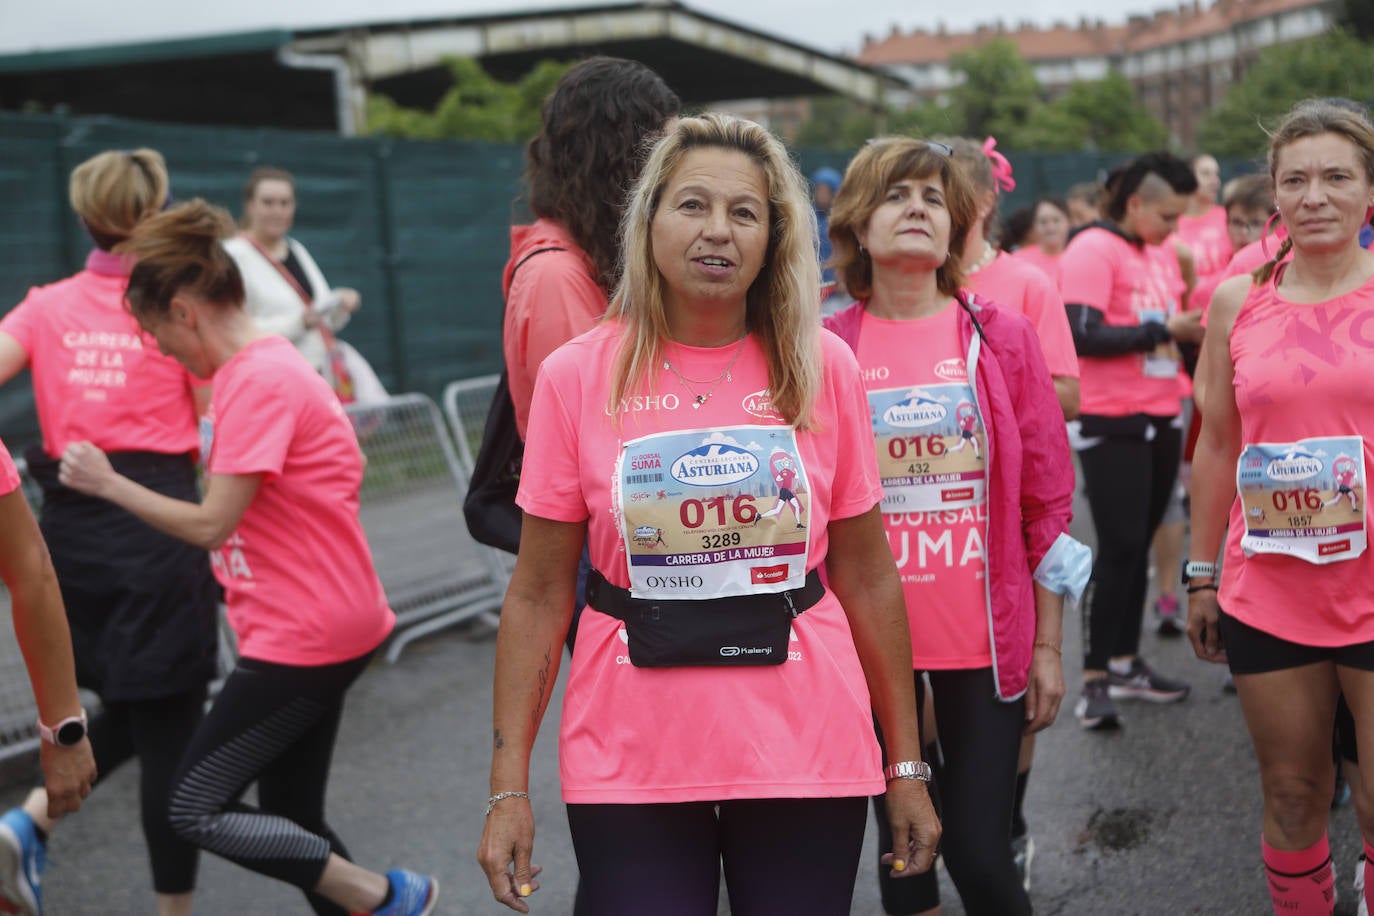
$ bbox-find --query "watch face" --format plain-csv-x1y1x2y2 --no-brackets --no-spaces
55,720,85,746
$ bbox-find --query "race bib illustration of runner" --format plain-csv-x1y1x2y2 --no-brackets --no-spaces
1237,435,1367,564
617,426,810,600
867,383,986,513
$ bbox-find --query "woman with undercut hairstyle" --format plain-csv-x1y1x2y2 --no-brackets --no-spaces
1060,151,1205,730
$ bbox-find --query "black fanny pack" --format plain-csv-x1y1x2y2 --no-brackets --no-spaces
586,567,825,668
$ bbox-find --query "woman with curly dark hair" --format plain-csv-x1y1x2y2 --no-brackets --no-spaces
503,57,679,440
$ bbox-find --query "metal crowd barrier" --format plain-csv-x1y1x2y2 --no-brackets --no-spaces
347,392,507,663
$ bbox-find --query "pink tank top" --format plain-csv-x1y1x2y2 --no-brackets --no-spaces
1221,269,1374,645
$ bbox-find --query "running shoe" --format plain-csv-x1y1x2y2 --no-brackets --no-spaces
1356,853,1368,916
1154,593,1183,637
1107,657,1191,703
0,808,44,916
1075,677,1120,730
373,869,439,916
1011,833,1035,893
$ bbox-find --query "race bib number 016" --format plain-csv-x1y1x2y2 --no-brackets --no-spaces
617,426,811,600
867,383,986,514
1237,435,1367,564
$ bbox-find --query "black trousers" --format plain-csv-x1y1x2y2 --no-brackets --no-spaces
167,652,372,916
1078,416,1182,670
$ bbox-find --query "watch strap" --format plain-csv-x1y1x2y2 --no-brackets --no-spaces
37,709,87,747
883,760,932,782
1182,560,1217,584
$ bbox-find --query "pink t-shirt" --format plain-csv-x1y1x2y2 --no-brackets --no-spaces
0,250,201,459
968,252,1079,380
0,437,19,497
856,308,991,669
1221,272,1374,645
1059,227,1183,417
1009,245,1061,285
205,336,394,666
1176,206,1232,280
518,323,885,804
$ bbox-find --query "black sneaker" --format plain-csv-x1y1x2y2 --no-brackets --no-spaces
1075,677,1120,730
1108,658,1190,703
1154,595,1184,637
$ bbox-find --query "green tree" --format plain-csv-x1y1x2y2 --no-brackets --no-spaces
792,96,882,150
1020,71,1168,152
1198,29,1374,158
366,57,571,141
947,38,1042,142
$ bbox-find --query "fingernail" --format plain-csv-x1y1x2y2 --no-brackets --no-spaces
893,859,906,872
520,884,533,897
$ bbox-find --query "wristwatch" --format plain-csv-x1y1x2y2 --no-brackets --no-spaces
883,760,933,783
1182,560,1217,584
37,710,87,748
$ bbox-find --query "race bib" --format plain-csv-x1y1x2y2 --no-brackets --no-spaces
1237,436,1367,564
1139,309,1180,379
617,426,811,599
867,383,986,513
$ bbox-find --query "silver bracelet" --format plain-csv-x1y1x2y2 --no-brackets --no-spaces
485,791,530,816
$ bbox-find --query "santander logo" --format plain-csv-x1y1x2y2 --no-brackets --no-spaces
934,358,968,381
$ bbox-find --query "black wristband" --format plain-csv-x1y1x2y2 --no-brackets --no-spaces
1186,583,1219,594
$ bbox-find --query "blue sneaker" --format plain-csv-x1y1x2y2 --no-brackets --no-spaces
373,868,438,916
0,808,44,916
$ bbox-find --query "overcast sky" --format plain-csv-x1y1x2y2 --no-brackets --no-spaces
2,0,1177,57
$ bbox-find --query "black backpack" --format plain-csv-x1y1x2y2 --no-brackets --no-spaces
463,246,565,554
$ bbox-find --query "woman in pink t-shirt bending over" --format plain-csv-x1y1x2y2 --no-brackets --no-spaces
477,113,938,916
1188,100,1374,916
823,136,1078,916
57,201,438,916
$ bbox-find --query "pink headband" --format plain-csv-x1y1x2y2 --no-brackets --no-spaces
983,137,1016,193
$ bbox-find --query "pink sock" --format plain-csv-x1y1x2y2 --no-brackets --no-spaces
1363,840,1374,913
1262,835,1334,915
1157,593,1179,614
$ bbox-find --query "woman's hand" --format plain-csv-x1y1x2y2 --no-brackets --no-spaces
878,778,941,878
58,442,116,498
1187,588,1227,663
336,288,361,313
1023,644,1065,734
1166,310,1205,344
477,796,542,913
40,739,96,818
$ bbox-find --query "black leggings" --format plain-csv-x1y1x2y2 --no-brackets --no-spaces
87,688,206,894
567,796,867,916
873,667,1030,916
167,652,372,916
1078,417,1182,670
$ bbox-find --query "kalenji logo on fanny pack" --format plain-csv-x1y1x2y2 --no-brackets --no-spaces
942,487,975,502
750,564,789,584
1319,539,1352,557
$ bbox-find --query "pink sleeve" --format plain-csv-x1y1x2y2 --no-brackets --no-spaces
1058,233,1114,310
1021,272,1079,379
823,335,882,520
0,294,39,355
515,356,589,523
0,438,19,497
208,375,293,480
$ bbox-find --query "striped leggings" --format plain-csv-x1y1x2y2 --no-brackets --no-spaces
167,651,372,916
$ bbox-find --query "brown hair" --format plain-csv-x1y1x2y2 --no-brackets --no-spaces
239,166,295,229
118,199,245,320
1222,174,1274,215
939,136,1000,241
1255,99,1374,284
827,138,976,301
68,149,170,251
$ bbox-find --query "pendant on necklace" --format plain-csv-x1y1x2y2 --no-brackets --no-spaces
693,395,707,408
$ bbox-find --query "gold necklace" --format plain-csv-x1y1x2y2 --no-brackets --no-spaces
662,337,748,409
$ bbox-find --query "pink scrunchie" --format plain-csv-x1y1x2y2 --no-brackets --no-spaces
983,137,1016,192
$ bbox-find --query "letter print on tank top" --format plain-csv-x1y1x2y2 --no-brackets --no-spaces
616,426,811,599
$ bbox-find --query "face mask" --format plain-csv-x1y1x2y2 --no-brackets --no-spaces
1032,532,1093,603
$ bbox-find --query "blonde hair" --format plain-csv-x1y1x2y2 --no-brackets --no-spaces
68,149,169,250
1255,99,1374,284
605,113,821,429
828,138,976,301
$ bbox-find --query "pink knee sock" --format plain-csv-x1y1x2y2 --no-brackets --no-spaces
1363,840,1374,913
1262,835,1334,915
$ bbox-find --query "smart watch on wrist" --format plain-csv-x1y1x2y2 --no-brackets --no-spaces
1181,560,1217,584
38,709,87,748
883,760,933,783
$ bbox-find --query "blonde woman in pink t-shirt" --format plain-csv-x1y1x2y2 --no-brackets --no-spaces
1189,99,1374,916
477,113,938,916
57,201,437,916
